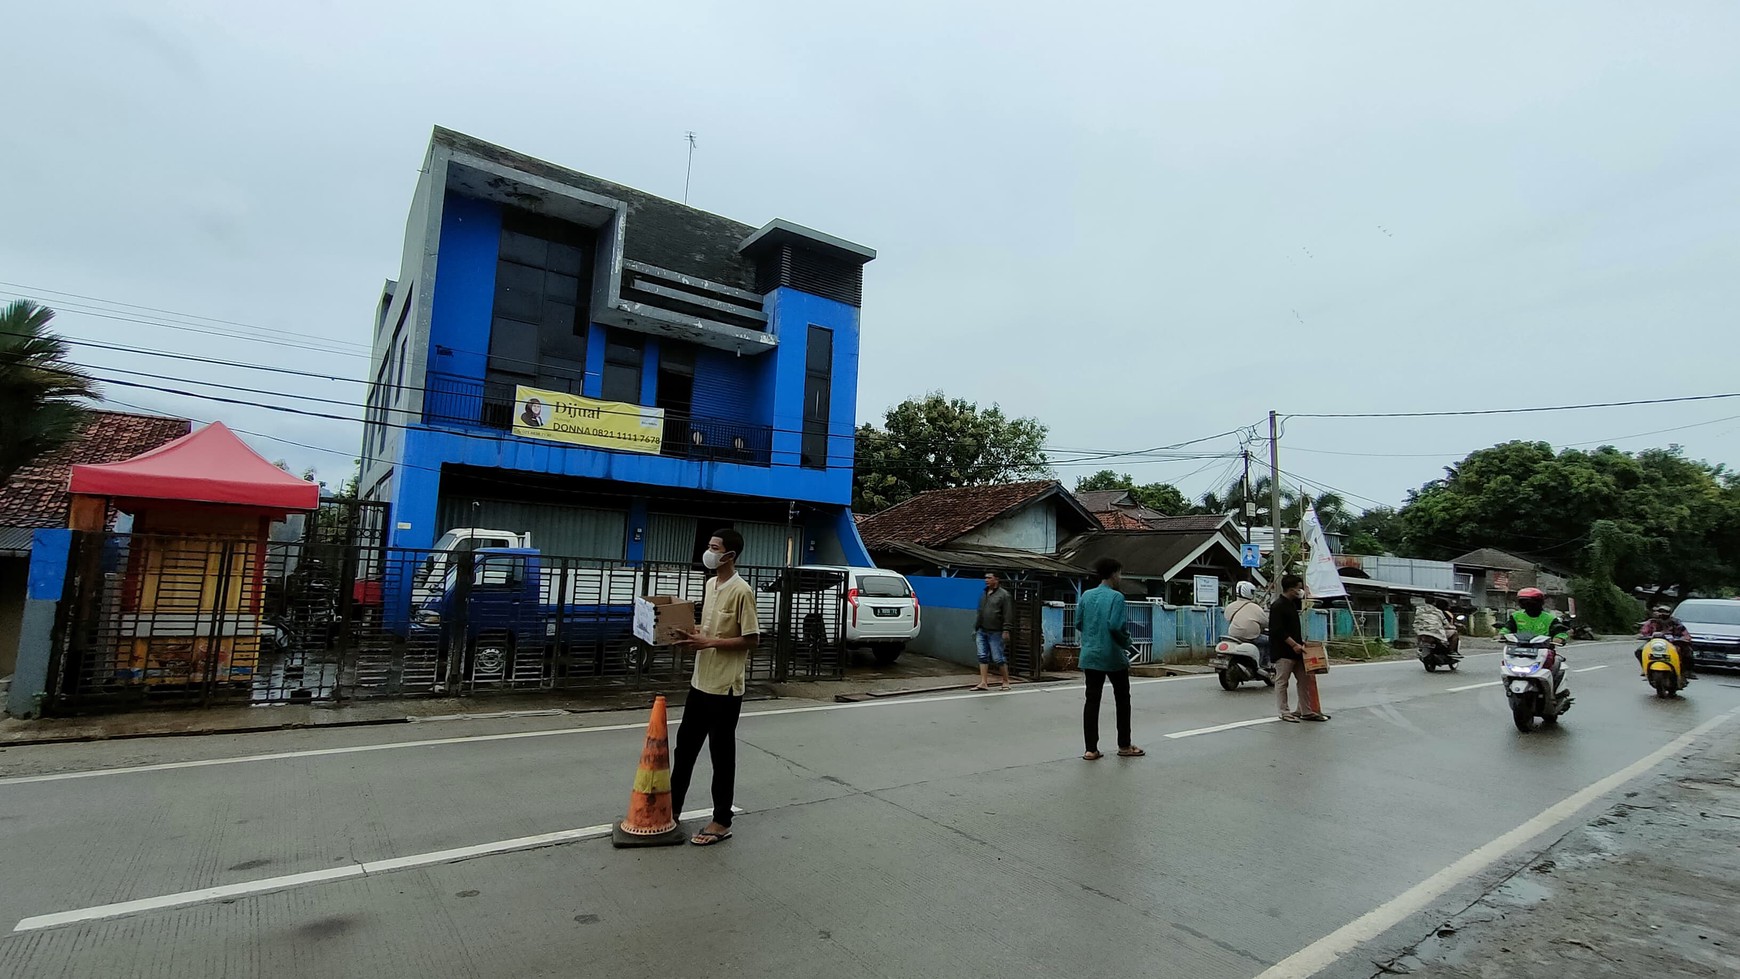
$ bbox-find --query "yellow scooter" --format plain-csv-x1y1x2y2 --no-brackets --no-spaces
1636,635,1688,698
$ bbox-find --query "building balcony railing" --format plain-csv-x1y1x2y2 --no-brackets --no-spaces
422,372,774,467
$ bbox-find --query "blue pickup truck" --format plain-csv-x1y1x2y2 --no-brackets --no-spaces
410,548,643,685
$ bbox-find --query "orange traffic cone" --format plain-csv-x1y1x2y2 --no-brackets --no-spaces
611,695,689,847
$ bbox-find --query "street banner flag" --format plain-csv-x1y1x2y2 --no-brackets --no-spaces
1302,505,1346,599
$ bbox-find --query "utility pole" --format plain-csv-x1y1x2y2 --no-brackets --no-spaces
683,132,698,204
1240,446,1252,541
1269,411,1283,595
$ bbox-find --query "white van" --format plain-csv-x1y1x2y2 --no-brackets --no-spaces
799,565,920,665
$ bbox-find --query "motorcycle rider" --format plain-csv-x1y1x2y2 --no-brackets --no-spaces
1637,604,1695,682
1501,588,1571,686
1414,599,1453,654
1224,581,1271,666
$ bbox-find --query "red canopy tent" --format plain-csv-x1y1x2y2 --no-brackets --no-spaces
68,421,319,516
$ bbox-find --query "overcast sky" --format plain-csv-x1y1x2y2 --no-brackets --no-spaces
5,1,1738,508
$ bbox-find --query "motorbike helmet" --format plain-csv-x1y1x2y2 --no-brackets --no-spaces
1517,587,1546,613
1652,604,1673,617
1235,582,1257,600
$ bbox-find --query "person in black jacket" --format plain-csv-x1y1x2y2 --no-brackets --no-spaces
1271,575,1328,722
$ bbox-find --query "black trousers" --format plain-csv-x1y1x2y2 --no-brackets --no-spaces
1084,668,1132,752
670,687,743,827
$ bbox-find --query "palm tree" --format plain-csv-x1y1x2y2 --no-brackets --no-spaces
1194,474,1351,534
0,301,98,484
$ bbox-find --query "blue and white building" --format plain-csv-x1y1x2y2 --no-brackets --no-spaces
360,127,876,572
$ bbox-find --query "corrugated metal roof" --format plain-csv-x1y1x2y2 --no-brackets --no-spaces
0,527,35,556
870,540,1090,576
1341,575,1468,597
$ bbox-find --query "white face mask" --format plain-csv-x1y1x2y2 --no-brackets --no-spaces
702,550,726,570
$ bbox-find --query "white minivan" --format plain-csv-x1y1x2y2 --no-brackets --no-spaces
799,565,920,665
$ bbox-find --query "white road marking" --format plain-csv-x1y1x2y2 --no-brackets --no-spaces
0,677,1205,787
1250,705,1740,979
1446,682,1491,692
1573,665,1610,673
0,642,1636,788
1166,717,1280,738
11,806,742,933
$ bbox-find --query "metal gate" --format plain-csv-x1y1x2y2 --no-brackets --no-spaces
1007,583,1045,680
54,530,349,709
47,521,849,713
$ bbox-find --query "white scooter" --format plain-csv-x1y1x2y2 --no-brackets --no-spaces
1211,637,1277,691
1499,632,1573,732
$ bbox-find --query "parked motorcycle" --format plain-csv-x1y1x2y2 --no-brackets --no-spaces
1416,634,1461,672
1635,634,1689,698
1211,638,1276,691
1500,632,1573,732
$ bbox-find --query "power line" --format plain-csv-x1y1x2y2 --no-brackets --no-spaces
1284,411,1740,459
1,290,372,359
1286,391,1740,420
9,312,1259,466
0,280,373,351
62,365,1245,477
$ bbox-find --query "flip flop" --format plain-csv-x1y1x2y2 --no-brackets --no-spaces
970,684,990,691
1302,713,1331,722
690,830,733,846
1280,713,1302,723
1117,746,1146,757
1082,751,1103,761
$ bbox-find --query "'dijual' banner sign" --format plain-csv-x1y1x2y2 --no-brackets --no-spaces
511,386,664,455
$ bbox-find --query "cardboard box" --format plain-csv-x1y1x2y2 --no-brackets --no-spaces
633,595,696,646
1303,641,1330,675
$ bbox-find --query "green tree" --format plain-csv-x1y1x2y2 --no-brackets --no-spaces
854,393,1050,512
1073,470,1189,516
0,301,98,484
1393,441,1740,599
1343,506,1403,555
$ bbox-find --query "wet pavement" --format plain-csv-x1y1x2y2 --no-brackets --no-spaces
1328,724,1740,979
0,653,984,747
0,640,1735,978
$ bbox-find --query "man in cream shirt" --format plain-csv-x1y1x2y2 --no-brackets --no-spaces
671,528,760,846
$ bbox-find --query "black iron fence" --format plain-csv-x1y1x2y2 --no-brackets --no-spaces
422,371,773,466
46,530,846,713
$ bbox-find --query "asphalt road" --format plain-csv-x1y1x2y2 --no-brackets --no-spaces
1,640,1736,978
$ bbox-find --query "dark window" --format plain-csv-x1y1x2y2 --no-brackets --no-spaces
486,210,591,407
857,574,911,598
802,326,833,469
657,343,697,453
601,331,644,404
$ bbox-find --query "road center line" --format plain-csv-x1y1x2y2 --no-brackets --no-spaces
1573,665,1610,673
11,806,742,933
1251,705,1740,979
0,643,1636,787
1166,717,1279,738
1446,682,1490,692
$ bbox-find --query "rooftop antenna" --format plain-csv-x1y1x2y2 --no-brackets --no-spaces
683,131,698,204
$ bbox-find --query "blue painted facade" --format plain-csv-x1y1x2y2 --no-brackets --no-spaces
362,132,873,584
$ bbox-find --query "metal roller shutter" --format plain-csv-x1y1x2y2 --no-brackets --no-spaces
436,498,627,560
645,513,698,565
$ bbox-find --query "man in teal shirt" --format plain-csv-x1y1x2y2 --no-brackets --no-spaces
1077,558,1144,760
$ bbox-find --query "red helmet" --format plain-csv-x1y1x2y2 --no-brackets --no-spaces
1517,587,1545,600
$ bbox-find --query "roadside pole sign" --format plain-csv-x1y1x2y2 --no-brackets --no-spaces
1193,575,1220,606
1240,544,1262,568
